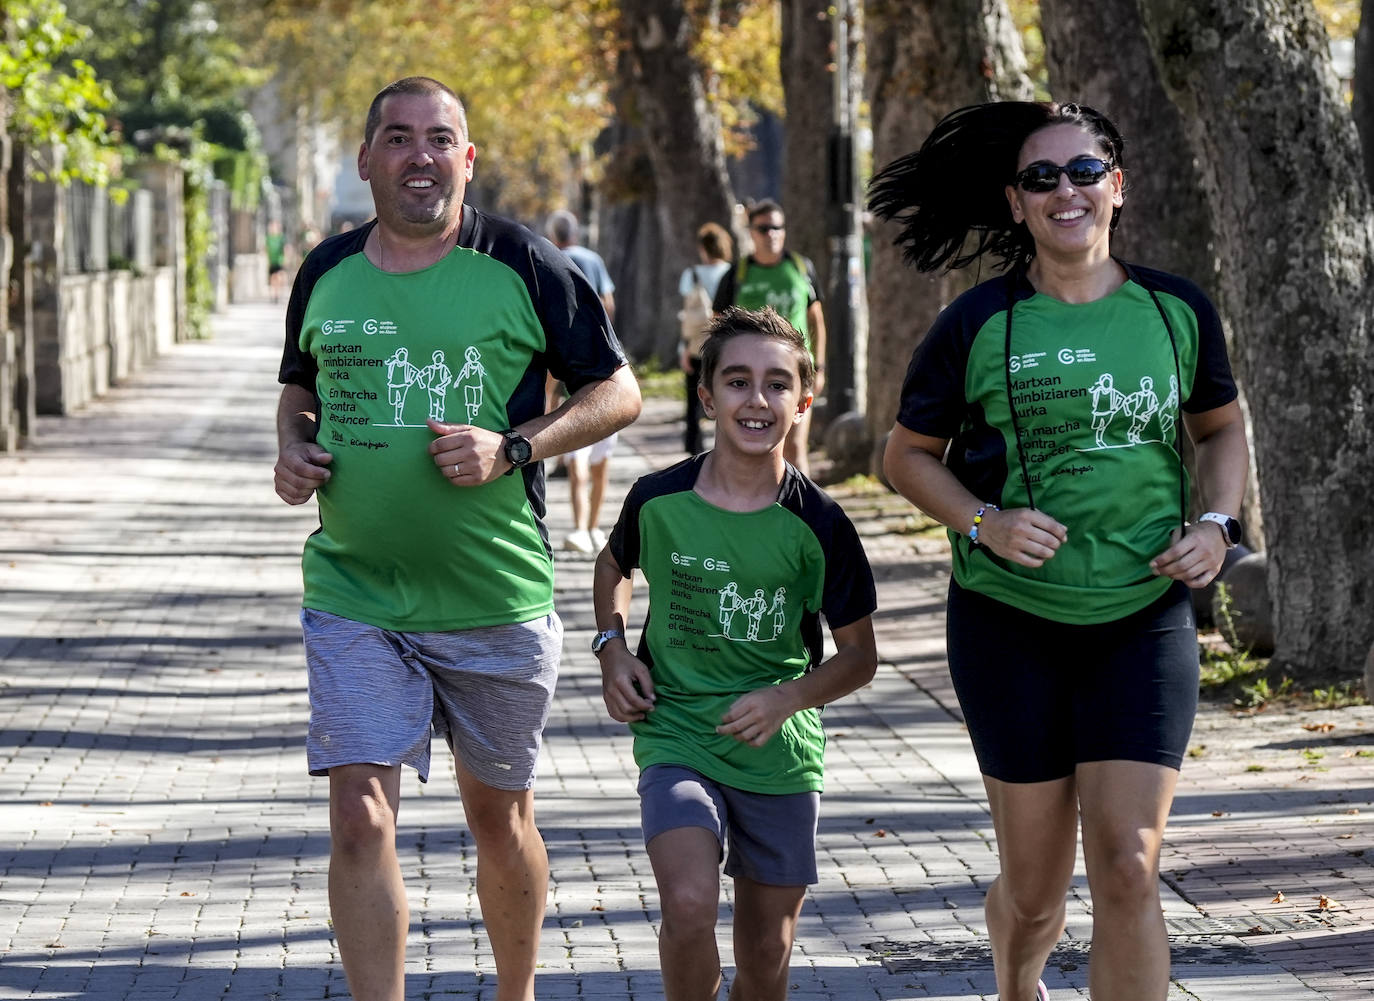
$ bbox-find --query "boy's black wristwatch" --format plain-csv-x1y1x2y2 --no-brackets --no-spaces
591,629,624,654
501,429,533,474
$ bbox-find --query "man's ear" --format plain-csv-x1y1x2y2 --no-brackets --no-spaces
358,142,370,182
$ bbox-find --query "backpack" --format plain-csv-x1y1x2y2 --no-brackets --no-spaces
679,266,714,357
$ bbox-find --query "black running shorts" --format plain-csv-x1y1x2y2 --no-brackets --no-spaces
946,579,1199,784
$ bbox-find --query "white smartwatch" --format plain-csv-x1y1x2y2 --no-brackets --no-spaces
1197,512,1242,548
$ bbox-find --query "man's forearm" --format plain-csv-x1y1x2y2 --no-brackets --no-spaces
278,383,322,448
520,364,641,462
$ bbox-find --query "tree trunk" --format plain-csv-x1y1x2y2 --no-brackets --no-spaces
864,0,1032,460
616,0,736,360
780,0,840,300
7,142,36,445
596,114,663,361
1040,0,1215,285
1039,0,1264,548
1355,0,1374,196
0,74,11,452
1137,0,1374,679
781,0,865,436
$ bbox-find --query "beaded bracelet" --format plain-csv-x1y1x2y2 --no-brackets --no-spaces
969,503,999,546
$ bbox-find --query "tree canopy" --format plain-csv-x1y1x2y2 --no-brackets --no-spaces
216,0,780,216
3,0,114,184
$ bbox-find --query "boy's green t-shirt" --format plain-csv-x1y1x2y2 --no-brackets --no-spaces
895,266,1238,624
608,456,876,795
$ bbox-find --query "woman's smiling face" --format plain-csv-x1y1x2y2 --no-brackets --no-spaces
1005,123,1123,262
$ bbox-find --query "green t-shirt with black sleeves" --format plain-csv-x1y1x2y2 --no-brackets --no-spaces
278,208,626,632
608,456,877,795
712,252,821,355
896,265,1237,625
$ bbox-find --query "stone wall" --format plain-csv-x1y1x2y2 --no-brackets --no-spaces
3,148,189,439
4,144,275,448
41,267,179,415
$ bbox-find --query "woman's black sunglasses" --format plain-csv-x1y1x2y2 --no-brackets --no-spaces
1014,156,1114,193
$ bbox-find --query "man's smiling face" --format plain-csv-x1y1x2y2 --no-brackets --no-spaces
359,90,475,236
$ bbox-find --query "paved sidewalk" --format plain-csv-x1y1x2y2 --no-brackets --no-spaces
0,299,1369,1000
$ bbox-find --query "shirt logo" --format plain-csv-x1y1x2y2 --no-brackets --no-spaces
363,318,399,336
1058,347,1098,365
321,319,357,336
1008,350,1046,373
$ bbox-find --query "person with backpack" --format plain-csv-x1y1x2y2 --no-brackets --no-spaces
677,222,733,454
711,201,826,476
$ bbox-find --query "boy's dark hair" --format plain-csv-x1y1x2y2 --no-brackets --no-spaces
747,199,785,224
365,77,468,146
868,101,1125,273
697,222,733,262
700,307,815,393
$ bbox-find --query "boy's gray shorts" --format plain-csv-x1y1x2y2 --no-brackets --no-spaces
638,763,820,886
301,608,562,789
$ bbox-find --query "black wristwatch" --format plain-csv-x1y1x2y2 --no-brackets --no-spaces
1197,512,1242,548
591,628,624,654
501,429,533,475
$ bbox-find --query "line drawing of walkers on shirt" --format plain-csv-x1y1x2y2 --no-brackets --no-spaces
743,588,768,641
1159,374,1180,441
768,587,787,641
385,347,419,424
1126,376,1159,444
712,581,786,643
718,582,741,636
1084,371,1176,451
419,350,453,422
456,345,487,422
1089,372,1124,448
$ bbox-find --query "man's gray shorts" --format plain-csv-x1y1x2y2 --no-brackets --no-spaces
301,608,562,789
638,763,820,886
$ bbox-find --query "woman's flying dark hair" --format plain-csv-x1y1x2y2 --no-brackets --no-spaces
867,101,1126,273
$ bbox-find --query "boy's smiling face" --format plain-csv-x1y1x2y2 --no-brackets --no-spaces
700,334,812,459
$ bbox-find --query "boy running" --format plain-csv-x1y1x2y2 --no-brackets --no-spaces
591,306,878,1001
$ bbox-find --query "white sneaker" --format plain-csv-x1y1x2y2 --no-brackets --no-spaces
563,529,594,554
590,527,606,550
